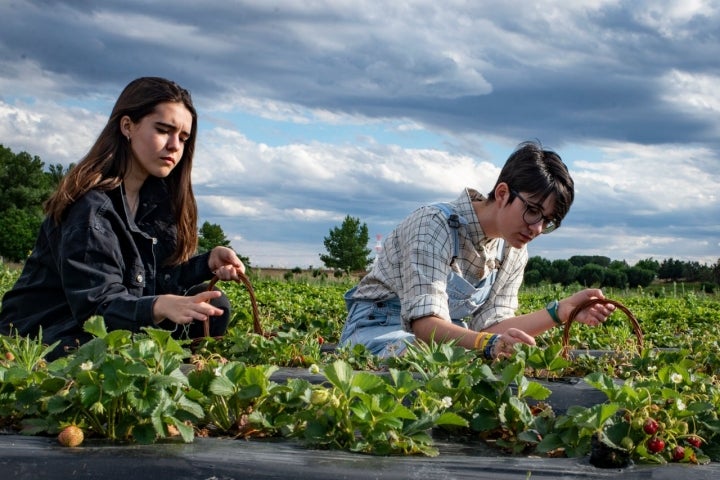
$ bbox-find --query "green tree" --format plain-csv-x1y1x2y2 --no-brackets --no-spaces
197,221,231,254
320,215,372,273
601,267,627,289
635,257,660,274
569,255,611,268
576,263,605,287
47,162,74,187
523,269,542,287
658,258,684,281
525,256,552,283
196,221,251,269
626,266,655,288
0,207,42,262
0,145,54,262
549,259,578,286
0,145,51,212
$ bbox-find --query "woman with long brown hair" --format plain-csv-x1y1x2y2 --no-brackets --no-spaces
0,77,245,359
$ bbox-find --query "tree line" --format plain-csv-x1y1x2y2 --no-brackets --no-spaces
523,255,720,291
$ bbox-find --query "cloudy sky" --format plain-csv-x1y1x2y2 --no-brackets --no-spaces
1,0,718,268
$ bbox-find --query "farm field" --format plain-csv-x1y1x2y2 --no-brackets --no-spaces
1,262,720,474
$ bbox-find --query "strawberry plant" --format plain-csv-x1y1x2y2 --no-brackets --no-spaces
295,360,466,456
24,317,204,443
2,263,720,469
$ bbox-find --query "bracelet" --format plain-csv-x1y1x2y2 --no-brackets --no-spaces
473,332,488,349
483,334,499,360
546,300,562,325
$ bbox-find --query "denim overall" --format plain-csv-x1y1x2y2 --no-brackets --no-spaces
340,203,504,357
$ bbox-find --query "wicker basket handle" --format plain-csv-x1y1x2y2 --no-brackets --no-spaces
205,271,264,337
561,298,643,358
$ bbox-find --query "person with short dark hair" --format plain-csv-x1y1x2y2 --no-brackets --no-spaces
0,77,245,359
340,141,615,360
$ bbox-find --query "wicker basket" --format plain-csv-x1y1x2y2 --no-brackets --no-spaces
204,271,264,338
561,298,643,358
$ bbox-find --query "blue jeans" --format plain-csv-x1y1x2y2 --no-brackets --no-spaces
339,287,468,358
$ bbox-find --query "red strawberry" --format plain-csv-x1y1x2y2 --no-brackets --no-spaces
647,436,665,454
672,445,685,461
643,418,659,435
58,425,84,447
687,436,702,448
4,352,14,362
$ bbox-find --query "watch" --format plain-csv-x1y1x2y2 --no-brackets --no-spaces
546,300,562,325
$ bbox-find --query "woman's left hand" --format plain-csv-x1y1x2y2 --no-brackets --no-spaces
559,288,615,327
208,246,246,281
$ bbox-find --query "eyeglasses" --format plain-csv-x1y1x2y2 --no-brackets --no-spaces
510,190,559,234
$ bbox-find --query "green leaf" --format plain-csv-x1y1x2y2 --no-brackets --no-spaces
518,429,543,444
83,316,108,339
350,372,385,396
176,396,204,420
500,360,524,387
19,417,51,435
388,403,417,421
209,375,236,397
72,338,108,365
536,432,565,453
435,411,468,427
519,380,552,401
104,329,134,352
46,394,72,415
323,360,354,395
132,423,157,444
388,369,423,396
173,418,195,443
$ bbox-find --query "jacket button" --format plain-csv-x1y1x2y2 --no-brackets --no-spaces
136,274,143,283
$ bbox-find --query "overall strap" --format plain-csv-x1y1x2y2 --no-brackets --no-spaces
496,238,506,264
432,202,467,266
434,202,505,267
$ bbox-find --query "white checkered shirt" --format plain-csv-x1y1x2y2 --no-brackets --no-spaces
352,188,527,332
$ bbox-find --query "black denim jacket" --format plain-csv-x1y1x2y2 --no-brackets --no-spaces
0,177,212,349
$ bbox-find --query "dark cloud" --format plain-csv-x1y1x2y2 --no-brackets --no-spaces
1,1,718,266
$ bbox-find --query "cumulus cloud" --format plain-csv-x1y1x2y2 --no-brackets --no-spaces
1,0,718,267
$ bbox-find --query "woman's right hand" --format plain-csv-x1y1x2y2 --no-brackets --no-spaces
492,327,536,358
152,291,224,326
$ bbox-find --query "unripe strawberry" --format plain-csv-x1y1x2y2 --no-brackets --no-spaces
620,437,634,450
4,352,14,362
643,418,659,435
58,425,84,447
310,389,329,405
647,436,665,454
676,421,689,435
